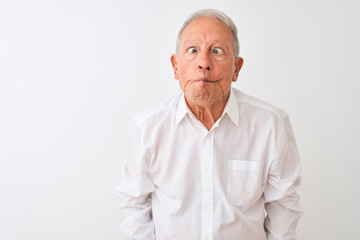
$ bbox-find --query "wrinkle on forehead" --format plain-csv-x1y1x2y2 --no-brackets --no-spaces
178,17,235,54
182,40,229,46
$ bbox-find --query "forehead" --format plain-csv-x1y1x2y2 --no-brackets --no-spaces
179,17,234,46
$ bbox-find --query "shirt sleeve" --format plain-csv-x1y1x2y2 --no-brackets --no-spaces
114,121,155,240
264,114,303,240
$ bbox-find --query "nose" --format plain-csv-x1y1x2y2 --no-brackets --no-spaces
198,51,211,71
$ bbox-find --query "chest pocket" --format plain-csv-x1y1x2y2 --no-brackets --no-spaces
227,160,265,206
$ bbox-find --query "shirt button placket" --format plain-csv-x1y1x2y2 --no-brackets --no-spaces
201,131,214,240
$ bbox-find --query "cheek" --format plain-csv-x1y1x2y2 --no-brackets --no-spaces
224,63,236,77
177,59,195,76
178,78,188,91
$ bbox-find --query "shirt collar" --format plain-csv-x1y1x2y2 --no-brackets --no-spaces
175,93,189,125
223,88,240,126
176,88,239,126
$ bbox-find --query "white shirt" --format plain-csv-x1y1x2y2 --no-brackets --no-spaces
114,88,302,240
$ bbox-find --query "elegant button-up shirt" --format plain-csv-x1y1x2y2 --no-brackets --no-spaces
114,88,302,240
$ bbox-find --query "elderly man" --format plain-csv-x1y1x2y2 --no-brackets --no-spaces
115,9,302,240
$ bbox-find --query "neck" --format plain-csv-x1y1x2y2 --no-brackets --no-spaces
186,93,229,131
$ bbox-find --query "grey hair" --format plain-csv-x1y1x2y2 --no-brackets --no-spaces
175,9,240,57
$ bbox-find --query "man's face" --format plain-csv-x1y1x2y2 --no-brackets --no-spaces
171,17,243,109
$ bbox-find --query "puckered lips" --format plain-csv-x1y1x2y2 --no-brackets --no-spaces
195,76,220,83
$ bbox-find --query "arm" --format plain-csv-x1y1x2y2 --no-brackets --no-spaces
114,122,155,240
264,115,303,240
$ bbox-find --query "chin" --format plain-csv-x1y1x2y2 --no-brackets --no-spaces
185,88,222,107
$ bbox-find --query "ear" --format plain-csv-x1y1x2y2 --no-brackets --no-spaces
232,57,244,82
170,54,179,80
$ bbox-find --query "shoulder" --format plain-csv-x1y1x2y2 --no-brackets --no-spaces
132,92,182,127
232,88,288,121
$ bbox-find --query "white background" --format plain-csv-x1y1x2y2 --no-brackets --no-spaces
1,0,359,239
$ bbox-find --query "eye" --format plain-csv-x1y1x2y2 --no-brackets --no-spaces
212,48,224,55
187,47,197,53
